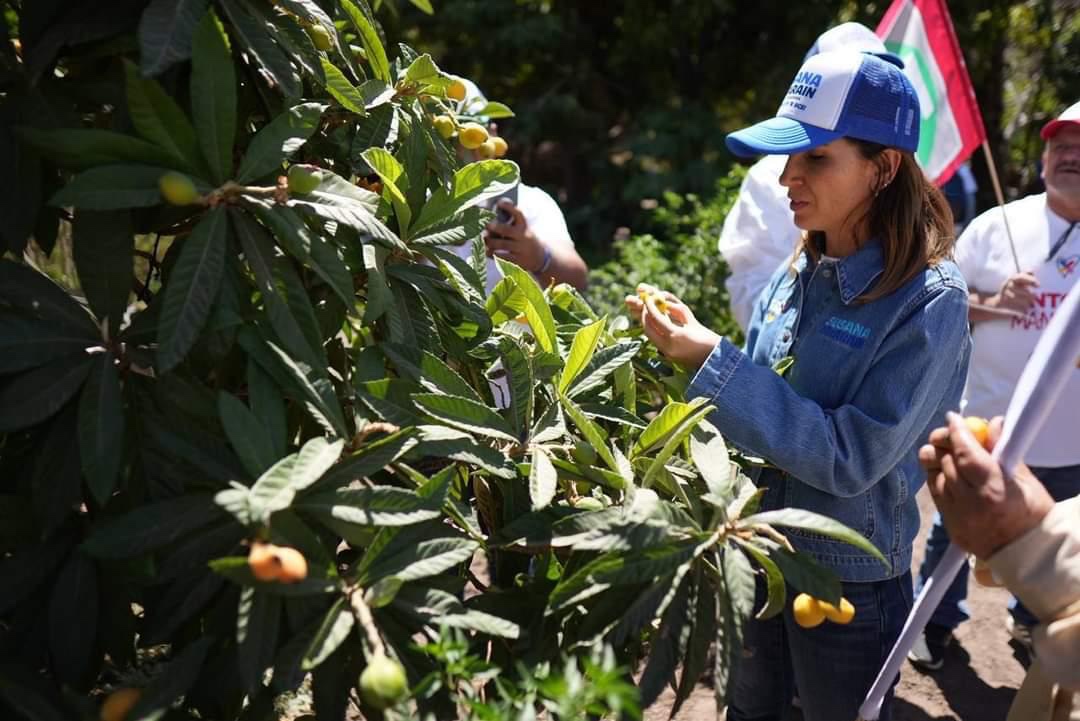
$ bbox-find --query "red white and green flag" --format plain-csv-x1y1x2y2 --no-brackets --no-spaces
876,0,986,185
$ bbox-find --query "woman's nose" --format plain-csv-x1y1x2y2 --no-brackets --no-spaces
779,159,798,187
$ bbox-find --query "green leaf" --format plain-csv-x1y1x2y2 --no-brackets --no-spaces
690,419,733,501
191,7,235,183
47,552,99,686
236,103,328,183
298,486,442,528
406,0,435,13
247,357,288,459
529,446,557,511
319,57,366,114
567,340,641,398
413,160,520,234
0,353,93,433
638,572,691,708
740,509,889,568
351,103,396,160
640,402,713,489
674,574,717,715
558,393,618,473
407,426,516,480
264,339,347,438
0,669,69,721
303,597,354,670
315,429,417,491
733,538,785,619
495,334,534,438
83,494,223,558
72,210,133,331
78,352,125,505
495,257,559,355
558,317,606,394
236,587,281,693
474,100,515,119
138,0,210,76
412,393,518,443
363,575,403,608
51,165,191,211
633,398,708,458
16,127,187,171
714,545,756,706
381,344,481,403
218,0,301,100
124,60,203,172
360,536,479,584
0,314,92,375
340,0,390,83
218,391,277,479
249,437,343,523
253,205,355,309
157,207,227,372
485,276,527,324
0,260,99,337
361,147,411,233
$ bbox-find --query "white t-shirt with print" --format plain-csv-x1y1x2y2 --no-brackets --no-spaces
450,183,575,294
955,192,1080,467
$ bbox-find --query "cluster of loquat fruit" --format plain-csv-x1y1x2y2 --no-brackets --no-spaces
431,79,509,159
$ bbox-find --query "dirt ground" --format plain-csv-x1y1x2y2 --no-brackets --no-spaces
646,486,1029,721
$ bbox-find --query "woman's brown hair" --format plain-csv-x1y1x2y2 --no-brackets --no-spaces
794,139,955,303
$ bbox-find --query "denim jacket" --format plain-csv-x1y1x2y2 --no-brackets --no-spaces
688,239,972,581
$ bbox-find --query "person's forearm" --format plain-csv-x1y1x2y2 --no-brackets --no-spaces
968,289,1011,323
535,245,588,291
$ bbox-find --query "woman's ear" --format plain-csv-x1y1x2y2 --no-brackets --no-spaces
879,149,902,191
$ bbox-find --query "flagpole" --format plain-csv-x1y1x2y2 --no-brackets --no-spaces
980,140,1022,273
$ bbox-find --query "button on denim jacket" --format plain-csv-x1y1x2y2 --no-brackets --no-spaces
688,239,972,581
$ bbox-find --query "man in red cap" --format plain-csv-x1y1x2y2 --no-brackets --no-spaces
911,100,1080,671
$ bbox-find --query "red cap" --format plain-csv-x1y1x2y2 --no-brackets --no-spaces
1041,100,1080,140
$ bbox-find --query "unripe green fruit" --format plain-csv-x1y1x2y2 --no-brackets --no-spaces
573,497,604,511
433,115,455,140
358,654,408,710
307,24,333,51
571,440,598,467
158,172,200,206
287,164,322,195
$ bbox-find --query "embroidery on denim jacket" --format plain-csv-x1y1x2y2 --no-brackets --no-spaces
820,316,871,349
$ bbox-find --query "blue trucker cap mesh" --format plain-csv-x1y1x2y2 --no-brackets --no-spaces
841,55,919,151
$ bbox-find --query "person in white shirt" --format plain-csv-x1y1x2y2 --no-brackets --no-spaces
910,99,1080,671
718,23,891,330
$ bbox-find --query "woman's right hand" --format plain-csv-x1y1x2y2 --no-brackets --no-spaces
624,284,721,372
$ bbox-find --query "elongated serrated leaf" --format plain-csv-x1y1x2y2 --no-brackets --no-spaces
381,343,480,402
247,357,288,458
51,164,188,210
264,339,347,438
0,260,100,337
217,391,277,479
340,0,390,83
72,209,133,331
414,160,519,234
219,0,301,99
440,610,520,639
48,552,99,686
413,392,518,443
559,392,618,473
360,536,478,584
236,103,328,183
83,494,223,558
733,538,786,619
529,446,557,511
640,403,713,490
673,572,717,715
714,545,756,706
157,207,227,372
638,572,692,708
495,334,534,437
319,57,366,113
361,147,411,233
559,317,606,393
17,127,186,171
78,352,125,505
741,509,889,567
298,486,441,528
0,353,93,433
406,426,516,480
0,314,91,375
236,587,281,693
690,419,732,500
567,340,641,398
633,398,708,458
303,597,354,670
496,257,558,355
485,276,527,324
191,8,235,183
124,60,202,172
252,205,354,309
138,0,210,76
314,428,418,491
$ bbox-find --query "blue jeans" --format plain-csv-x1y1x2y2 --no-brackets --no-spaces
727,572,914,721
917,464,1080,629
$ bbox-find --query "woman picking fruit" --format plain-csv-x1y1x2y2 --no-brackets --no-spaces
626,50,971,721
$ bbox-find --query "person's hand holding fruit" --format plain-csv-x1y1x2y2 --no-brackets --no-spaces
624,283,723,371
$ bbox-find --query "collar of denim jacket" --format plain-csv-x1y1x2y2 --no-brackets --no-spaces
792,236,885,304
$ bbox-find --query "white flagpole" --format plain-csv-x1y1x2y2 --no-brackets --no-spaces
981,140,1023,273
857,282,1080,721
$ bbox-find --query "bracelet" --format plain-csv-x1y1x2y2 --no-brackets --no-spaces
535,245,552,275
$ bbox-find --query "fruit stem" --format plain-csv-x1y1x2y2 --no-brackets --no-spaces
349,587,386,657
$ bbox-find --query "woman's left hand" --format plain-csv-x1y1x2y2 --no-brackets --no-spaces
624,284,722,372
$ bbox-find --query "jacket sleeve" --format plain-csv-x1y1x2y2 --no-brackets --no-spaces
687,283,970,497
988,496,1080,691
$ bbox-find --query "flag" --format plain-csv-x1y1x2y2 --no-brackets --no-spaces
876,0,986,185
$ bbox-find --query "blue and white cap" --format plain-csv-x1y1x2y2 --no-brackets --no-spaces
726,50,920,157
